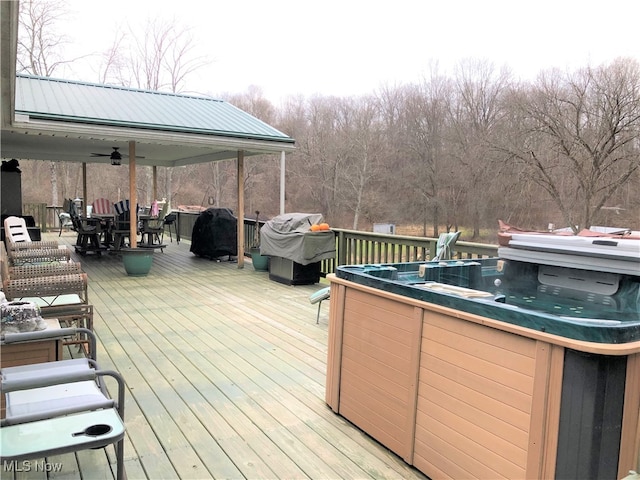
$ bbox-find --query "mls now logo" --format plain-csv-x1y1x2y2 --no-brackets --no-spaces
3,460,64,472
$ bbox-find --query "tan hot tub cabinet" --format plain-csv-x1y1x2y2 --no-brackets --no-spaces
325,274,640,480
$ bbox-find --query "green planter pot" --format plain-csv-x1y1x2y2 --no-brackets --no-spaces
250,247,269,271
121,248,154,276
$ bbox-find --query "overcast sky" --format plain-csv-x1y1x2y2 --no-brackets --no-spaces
60,0,640,103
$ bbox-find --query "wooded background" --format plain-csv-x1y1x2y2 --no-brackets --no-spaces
14,0,640,240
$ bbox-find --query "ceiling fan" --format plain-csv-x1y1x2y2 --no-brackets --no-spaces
90,147,145,165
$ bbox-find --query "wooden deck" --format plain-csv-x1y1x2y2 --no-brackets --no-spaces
5,230,428,480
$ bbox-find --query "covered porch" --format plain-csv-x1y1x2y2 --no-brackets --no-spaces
16,230,427,480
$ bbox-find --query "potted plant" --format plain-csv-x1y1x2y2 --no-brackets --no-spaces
120,247,154,276
250,211,269,271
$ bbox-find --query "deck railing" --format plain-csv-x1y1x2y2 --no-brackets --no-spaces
242,220,498,276
22,202,48,231
34,208,499,275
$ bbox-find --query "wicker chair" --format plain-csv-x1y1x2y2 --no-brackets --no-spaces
6,239,60,251
2,273,89,307
1,242,93,350
3,216,61,250
8,262,83,279
2,269,93,354
7,247,71,266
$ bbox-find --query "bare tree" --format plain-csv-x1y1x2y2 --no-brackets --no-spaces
394,73,452,236
336,96,385,229
96,30,128,85
285,96,349,222
448,59,512,238
502,59,640,231
17,0,71,207
96,17,212,207
17,0,71,76
115,16,210,93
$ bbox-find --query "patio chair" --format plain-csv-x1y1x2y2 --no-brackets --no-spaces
6,247,71,266
58,198,74,236
111,200,138,251
0,328,107,423
3,215,31,244
140,202,168,249
1,245,94,354
91,197,113,215
163,213,179,243
309,286,331,324
2,217,58,253
70,210,105,256
6,238,60,251
1,243,89,308
2,272,89,307
431,231,461,261
0,328,126,480
7,261,83,280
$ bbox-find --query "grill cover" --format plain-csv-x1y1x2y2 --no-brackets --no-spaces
190,208,237,259
260,213,335,265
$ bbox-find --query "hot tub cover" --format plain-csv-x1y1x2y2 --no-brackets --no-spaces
260,213,335,265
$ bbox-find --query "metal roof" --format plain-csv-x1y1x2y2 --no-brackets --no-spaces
15,75,292,142
1,73,294,168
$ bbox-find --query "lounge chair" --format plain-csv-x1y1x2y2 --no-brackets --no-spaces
3,216,31,244
2,272,89,308
3,216,59,251
1,244,93,354
0,328,126,480
6,247,71,265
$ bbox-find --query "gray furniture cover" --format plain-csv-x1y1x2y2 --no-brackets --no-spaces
260,213,335,265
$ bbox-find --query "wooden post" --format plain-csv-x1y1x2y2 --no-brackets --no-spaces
280,151,285,215
82,163,87,216
152,165,157,202
129,140,137,248
237,151,245,268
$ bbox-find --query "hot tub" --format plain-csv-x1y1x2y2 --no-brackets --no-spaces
326,246,640,479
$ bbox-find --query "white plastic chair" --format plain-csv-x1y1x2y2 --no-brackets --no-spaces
3,216,31,244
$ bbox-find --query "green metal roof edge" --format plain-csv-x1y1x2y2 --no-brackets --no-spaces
17,111,296,144
14,74,295,144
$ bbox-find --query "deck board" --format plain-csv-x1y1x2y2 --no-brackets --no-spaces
5,231,428,480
